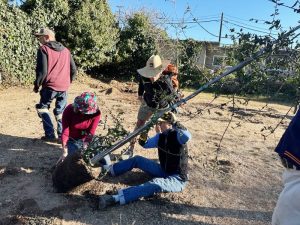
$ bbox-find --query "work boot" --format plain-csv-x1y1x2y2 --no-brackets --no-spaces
83,191,99,209
41,135,58,143
98,195,117,209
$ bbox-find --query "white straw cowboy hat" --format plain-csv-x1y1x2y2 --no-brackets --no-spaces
137,55,170,78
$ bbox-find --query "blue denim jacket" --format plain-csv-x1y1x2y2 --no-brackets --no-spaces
275,109,300,168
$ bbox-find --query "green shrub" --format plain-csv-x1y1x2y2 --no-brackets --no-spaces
0,2,36,84
62,0,119,69
115,12,167,76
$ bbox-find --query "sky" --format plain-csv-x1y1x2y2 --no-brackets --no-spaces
107,0,300,45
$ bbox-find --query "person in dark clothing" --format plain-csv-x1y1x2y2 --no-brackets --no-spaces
97,112,191,209
33,28,76,141
137,71,174,109
123,55,179,159
272,109,300,225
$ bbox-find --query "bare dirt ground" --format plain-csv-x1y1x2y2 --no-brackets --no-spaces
0,76,294,225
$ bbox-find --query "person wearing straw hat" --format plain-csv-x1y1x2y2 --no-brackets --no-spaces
97,112,191,208
122,55,178,159
56,92,111,166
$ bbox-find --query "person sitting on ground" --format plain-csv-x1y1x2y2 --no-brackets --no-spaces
56,91,111,166
97,112,191,208
272,108,300,225
123,55,180,159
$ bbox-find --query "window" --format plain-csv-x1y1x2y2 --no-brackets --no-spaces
212,55,226,67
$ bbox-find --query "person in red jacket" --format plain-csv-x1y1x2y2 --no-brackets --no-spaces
33,28,76,141
56,92,111,166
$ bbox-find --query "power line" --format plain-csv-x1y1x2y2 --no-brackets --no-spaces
223,16,273,32
223,20,277,36
225,13,262,23
189,11,220,38
224,13,291,29
153,19,220,25
156,15,220,23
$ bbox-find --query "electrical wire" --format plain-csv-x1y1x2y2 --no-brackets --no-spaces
154,19,220,25
223,16,274,31
225,13,266,23
223,20,277,36
188,11,220,38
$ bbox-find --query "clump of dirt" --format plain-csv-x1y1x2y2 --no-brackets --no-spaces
52,152,100,193
103,87,122,95
0,166,21,177
0,215,27,225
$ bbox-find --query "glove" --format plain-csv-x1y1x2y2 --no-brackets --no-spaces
56,147,68,165
56,151,68,165
138,131,148,146
33,86,39,93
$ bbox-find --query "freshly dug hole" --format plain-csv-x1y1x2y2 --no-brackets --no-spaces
52,151,100,192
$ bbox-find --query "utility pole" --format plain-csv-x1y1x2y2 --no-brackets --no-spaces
116,5,123,27
172,0,179,67
218,12,223,46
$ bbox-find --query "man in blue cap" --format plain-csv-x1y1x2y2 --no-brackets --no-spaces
272,109,300,225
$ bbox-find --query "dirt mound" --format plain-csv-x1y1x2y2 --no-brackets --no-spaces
89,82,111,91
103,87,121,95
52,152,100,193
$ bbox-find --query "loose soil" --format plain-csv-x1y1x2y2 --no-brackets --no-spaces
0,76,292,225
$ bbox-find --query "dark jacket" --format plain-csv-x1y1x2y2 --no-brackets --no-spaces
34,41,76,91
138,74,175,109
275,109,300,168
158,129,189,181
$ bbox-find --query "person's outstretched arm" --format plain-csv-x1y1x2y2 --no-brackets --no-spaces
138,133,160,149
173,122,192,145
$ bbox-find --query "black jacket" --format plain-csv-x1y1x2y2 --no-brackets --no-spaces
158,129,189,181
138,74,175,109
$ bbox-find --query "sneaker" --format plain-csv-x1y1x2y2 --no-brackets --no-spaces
121,146,134,160
41,136,58,143
98,195,117,209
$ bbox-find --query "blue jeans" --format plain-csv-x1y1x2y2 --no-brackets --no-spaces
36,88,67,137
67,139,111,165
111,155,187,205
